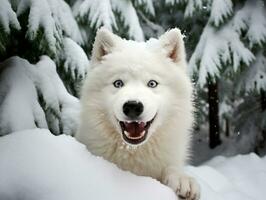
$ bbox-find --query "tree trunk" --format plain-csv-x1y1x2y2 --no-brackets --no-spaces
208,79,221,149
261,89,266,111
260,89,266,150
225,117,230,137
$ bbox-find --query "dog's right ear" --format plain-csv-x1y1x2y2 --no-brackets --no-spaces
91,27,120,63
158,28,186,66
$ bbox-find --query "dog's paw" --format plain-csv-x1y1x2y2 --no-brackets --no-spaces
163,173,200,200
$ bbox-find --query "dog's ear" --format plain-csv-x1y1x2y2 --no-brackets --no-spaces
159,28,186,65
91,27,121,63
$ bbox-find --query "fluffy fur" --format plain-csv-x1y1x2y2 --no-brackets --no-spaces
76,28,200,200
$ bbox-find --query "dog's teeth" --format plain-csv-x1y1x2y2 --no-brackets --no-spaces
124,130,145,140
140,130,145,137
124,131,130,137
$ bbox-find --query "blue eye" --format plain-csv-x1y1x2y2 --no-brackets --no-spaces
113,80,124,88
147,80,158,88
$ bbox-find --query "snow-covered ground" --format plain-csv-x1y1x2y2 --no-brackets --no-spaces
0,129,265,200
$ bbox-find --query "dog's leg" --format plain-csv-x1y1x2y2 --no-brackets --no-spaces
162,166,200,200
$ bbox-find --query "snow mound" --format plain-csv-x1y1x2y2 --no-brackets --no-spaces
0,129,176,200
0,129,265,200
188,153,266,200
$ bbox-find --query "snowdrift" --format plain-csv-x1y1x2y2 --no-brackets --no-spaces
0,129,265,200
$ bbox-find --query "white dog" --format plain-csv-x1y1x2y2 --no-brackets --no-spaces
76,27,200,200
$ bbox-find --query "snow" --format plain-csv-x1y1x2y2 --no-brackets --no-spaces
189,23,255,87
61,37,89,80
13,0,83,53
191,127,256,165
0,56,80,136
200,153,266,200
0,0,21,33
187,0,266,87
0,129,176,200
73,0,116,31
111,0,144,41
238,52,266,92
50,0,83,44
0,57,48,135
165,0,181,5
209,0,233,27
34,56,80,135
184,0,204,18
73,0,145,41
134,0,155,16
1,129,266,200
232,0,266,47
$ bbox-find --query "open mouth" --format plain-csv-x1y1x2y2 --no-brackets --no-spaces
119,117,155,145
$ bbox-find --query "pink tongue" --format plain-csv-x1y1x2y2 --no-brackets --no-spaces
124,122,145,137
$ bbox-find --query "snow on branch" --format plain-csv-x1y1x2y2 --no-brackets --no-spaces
111,0,144,41
73,0,144,41
34,56,80,135
233,0,266,47
73,0,117,30
0,0,21,33
165,0,183,5
51,0,83,45
61,37,89,80
0,56,80,136
0,0,21,52
238,52,266,92
0,57,48,135
13,0,83,54
209,0,233,27
133,0,155,16
189,23,254,87
184,0,206,18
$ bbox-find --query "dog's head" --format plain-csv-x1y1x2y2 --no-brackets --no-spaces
82,28,193,146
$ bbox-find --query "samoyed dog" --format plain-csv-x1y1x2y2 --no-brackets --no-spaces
76,27,200,200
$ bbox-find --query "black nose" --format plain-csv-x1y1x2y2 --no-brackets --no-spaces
123,101,144,118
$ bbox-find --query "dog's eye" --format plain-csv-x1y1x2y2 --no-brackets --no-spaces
147,80,158,88
113,80,124,88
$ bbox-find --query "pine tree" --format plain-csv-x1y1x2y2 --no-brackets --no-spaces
150,0,266,150
0,0,89,135
232,0,266,153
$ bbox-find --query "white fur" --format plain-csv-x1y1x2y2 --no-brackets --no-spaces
76,28,200,200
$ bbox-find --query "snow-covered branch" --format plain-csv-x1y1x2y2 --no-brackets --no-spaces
0,56,80,136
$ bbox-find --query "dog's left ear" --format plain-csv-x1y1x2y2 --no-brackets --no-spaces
159,28,186,65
